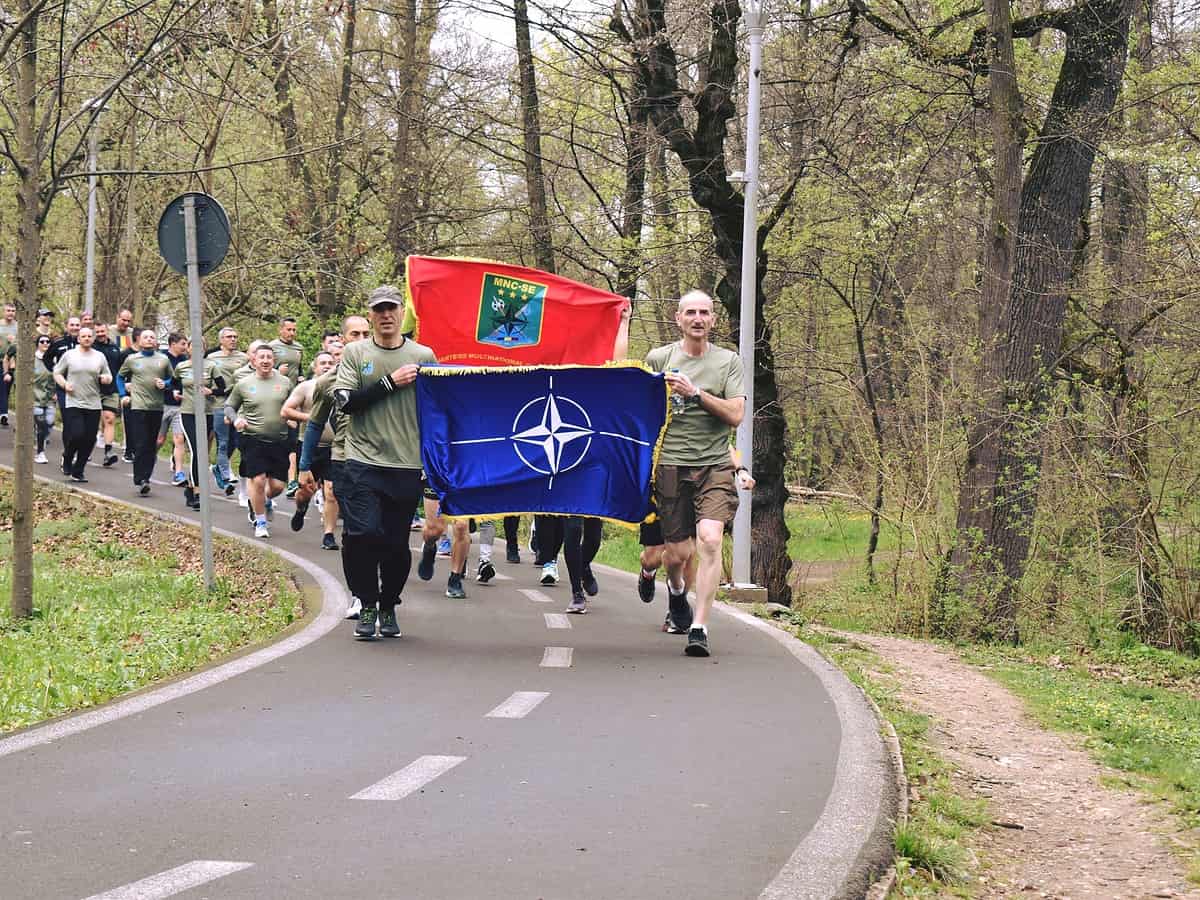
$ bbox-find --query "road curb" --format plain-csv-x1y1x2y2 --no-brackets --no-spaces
591,561,901,900
0,471,351,760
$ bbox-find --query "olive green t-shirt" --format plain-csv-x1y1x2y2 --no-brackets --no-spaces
269,339,304,388
32,353,55,407
176,358,217,415
309,368,348,461
209,350,248,394
227,371,292,442
53,347,112,411
334,337,436,469
287,379,334,447
645,341,745,466
0,320,16,356
118,351,174,412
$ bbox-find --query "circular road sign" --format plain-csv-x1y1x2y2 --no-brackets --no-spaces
157,192,231,277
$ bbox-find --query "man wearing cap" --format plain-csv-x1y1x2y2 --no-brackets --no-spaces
334,286,436,640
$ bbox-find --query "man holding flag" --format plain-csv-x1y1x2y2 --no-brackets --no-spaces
334,286,437,640
645,290,750,658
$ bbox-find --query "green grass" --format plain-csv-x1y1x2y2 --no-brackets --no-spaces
798,624,986,896
0,478,302,733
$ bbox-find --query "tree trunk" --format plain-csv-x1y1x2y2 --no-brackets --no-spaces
10,0,40,619
949,0,1136,641
615,79,649,301
514,0,555,273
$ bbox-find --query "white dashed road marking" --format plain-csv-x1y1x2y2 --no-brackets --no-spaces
350,755,467,801
83,860,253,900
540,646,574,668
485,691,550,719
543,613,571,629
520,588,553,603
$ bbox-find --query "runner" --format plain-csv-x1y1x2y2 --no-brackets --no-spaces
207,327,248,493
31,335,57,463
0,303,16,427
269,316,305,497
44,314,80,417
111,308,138,461
225,344,291,538
175,344,218,511
118,328,175,496
333,286,436,640
563,517,604,614
282,350,337,547
299,315,370,618
158,332,189,485
644,290,748,657
227,339,266,508
52,325,113,482
92,323,128,467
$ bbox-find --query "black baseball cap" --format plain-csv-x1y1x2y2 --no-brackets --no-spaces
37,307,54,316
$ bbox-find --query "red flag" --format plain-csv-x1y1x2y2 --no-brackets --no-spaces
405,256,625,366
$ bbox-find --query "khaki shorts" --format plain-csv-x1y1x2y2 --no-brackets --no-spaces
655,462,739,544
101,394,121,413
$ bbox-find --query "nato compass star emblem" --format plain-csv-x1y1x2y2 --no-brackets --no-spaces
451,374,652,490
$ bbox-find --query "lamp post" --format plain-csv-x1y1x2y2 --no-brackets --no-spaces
732,0,765,590
83,97,105,317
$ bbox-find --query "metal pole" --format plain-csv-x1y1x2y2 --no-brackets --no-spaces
184,196,216,591
84,124,99,316
732,7,764,589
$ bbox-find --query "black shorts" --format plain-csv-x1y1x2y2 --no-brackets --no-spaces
329,459,345,498
310,447,334,483
238,435,290,482
339,459,422,540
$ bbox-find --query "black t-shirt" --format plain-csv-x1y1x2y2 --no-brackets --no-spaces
43,335,78,372
92,339,129,397
163,352,185,406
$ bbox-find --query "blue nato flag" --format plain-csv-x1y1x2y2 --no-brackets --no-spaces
417,365,668,525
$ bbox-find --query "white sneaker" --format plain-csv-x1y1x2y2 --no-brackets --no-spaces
254,522,270,539
313,489,324,513
34,452,48,464
345,595,362,619
237,489,248,508
540,560,559,586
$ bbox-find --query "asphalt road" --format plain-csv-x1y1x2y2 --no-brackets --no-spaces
0,428,896,899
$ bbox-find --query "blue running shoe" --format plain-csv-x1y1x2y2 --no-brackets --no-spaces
172,470,187,486
436,535,452,557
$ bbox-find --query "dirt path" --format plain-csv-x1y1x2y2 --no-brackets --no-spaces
842,631,1199,899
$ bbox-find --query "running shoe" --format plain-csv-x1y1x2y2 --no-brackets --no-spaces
313,489,324,513
255,521,270,539
322,532,339,551
237,489,248,508
0,414,7,427
529,528,539,557
285,479,300,499
102,454,118,468
123,451,134,463
477,559,496,584
225,483,236,497
291,499,309,532
378,608,401,638
506,546,520,564
345,595,362,620
666,586,693,634
685,627,710,657
582,565,599,597
70,474,88,483
247,506,256,526
638,571,656,603
172,470,187,486
355,607,378,639
566,590,588,614
34,452,47,465
417,540,437,581
540,561,559,586
445,573,467,600
436,535,452,557
185,487,200,510
139,483,151,497
410,515,423,531
211,464,228,490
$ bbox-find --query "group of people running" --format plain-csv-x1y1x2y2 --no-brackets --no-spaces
0,286,751,657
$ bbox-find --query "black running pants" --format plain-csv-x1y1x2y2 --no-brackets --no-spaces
563,516,603,593
534,515,565,566
126,408,163,485
62,407,100,477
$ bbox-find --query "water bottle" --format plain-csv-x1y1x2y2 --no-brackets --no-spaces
670,369,686,415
